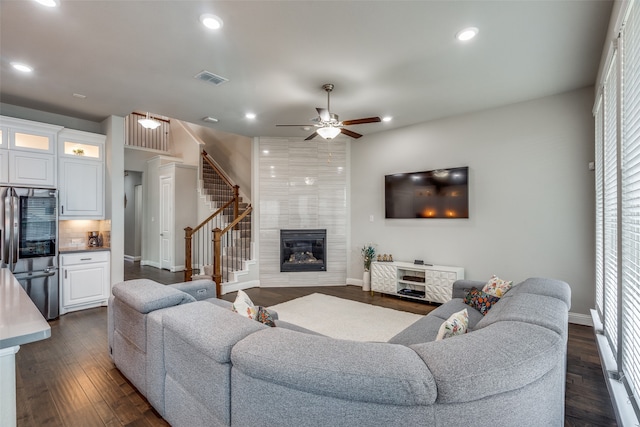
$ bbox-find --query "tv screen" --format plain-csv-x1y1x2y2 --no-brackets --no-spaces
385,166,469,219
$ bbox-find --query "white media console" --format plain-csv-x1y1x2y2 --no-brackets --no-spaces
370,261,465,303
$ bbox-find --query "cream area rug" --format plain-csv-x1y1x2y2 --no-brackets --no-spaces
268,293,422,342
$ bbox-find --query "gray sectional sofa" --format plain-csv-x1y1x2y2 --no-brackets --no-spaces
108,276,571,427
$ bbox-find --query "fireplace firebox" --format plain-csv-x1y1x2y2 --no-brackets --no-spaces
280,229,327,272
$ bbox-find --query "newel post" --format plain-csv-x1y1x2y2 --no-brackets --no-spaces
213,227,222,298
184,227,193,282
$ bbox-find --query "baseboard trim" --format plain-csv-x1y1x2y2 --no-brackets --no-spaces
569,312,593,326
140,260,160,269
222,280,259,295
346,277,364,287
124,255,141,262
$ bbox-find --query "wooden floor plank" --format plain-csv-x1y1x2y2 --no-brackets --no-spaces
12,263,618,426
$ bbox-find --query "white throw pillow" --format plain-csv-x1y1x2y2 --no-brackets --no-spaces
482,275,513,298
436,308,469,341
232,289,258,319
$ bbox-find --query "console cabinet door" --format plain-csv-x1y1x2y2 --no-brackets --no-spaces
371,263,397,294
59,158,104,218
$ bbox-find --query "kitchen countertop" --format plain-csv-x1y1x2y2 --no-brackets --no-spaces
0,268,51,349
59,246,111,254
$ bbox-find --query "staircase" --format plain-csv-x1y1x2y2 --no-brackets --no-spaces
185,151,254,296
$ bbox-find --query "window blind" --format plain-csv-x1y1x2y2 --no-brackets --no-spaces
595,96,605,319
603,50,620,354
621,0,640,406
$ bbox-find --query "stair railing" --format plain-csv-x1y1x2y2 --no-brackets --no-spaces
184,151,250,296
211,205,253,297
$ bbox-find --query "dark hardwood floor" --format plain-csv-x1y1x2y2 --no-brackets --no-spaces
14,262,617,426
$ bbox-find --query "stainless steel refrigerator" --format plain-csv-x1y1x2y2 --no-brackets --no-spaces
1,187,59,320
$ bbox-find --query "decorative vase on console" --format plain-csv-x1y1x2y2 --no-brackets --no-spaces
361,243,376,292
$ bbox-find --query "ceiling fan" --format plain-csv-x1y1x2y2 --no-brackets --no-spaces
276,83,381,140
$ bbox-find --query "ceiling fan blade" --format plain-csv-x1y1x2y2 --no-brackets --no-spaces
340,128,362,139
341,117,382,126
305,132,318,141
316,108,330,122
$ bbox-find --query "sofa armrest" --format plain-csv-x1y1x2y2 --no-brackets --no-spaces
112,279,196,313
451,279,486,299
170,279,217,301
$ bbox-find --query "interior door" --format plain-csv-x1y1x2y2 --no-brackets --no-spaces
159,176,172,270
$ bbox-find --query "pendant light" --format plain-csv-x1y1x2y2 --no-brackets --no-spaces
139,112,161,130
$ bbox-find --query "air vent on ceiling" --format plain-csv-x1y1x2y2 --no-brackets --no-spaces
194,70,229,86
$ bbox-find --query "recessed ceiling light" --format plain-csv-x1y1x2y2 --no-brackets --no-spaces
72,93,86,99
34,0,59,7
382,116,392,122
456,27,479,41
203,116,219,123
245,112,256,119
11,62,33,73
200,14,223,30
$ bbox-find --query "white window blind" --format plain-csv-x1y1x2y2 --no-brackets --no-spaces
621,0,640,405
595,96,605,319
603,50,620,354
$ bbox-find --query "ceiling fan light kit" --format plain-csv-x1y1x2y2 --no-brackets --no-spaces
276,83,381,140
317,126,341,139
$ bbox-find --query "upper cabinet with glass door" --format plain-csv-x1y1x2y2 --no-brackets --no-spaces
2,116,60,154
58,129,106,219
0,116,62,187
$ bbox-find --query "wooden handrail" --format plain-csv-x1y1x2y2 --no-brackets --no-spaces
221,205,252,234
202,150,235,189
190,198,235,235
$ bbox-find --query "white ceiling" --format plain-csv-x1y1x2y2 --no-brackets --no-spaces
0,0,613,139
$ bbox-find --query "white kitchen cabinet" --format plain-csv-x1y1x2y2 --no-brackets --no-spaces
0,149,7,184
58,129,105,219
0,116,61,188
60,251,110,315
8,150,56,187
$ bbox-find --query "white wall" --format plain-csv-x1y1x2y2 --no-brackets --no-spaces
103,115,125,286
350,87,595,316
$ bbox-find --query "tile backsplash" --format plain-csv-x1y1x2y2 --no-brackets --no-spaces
59,220,111,248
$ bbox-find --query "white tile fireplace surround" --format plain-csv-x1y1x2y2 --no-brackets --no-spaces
257,137,348,286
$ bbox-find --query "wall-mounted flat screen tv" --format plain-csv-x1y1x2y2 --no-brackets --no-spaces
385,166,469,219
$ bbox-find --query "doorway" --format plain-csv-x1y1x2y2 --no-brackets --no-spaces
124,171,143,262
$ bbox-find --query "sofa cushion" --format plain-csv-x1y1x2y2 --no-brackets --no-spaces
464,287,501,315
231,328,438,406
474,293,569,336
508,277,571,309
164,301,267,364
436,308,468,340
411,321,564,404
427,299,485,328
112,279,195,314
482,275,513,297
388,314,450,345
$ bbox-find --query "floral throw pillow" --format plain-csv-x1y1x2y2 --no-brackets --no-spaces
436,308,469,340
256,306,276,327
232,290,276,327
464,287,501,315
482,275,513,298
232,289,258,319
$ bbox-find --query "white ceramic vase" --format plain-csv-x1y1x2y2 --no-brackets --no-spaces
362,271,371,291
